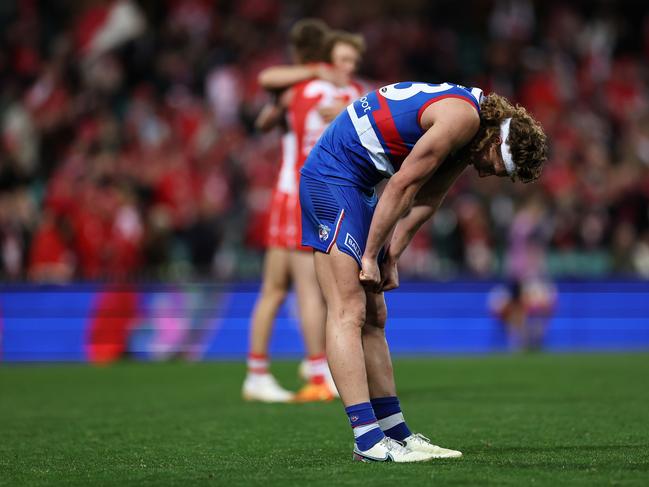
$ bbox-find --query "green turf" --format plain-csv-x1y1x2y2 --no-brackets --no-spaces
1,354,648,486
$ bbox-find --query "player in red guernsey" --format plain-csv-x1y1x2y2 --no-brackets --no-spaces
267,36,364,252
243,24,366,402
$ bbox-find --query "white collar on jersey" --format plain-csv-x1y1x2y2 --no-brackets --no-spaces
499,117,515,177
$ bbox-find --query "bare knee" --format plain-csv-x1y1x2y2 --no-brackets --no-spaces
260,281,288,307
329,299,366,330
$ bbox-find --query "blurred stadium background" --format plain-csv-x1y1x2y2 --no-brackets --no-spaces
1,0,649,361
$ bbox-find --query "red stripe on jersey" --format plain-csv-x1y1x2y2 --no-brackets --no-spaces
326,209,345,254
417,94,479,128
374,94,409,157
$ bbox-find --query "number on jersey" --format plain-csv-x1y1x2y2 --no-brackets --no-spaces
379,82,453,101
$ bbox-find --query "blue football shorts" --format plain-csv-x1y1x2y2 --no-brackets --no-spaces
299,174,377,268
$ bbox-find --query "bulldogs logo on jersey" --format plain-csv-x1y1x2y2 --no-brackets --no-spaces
318,224,331,241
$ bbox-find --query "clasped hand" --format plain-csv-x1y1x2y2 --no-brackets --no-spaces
359,254,399,293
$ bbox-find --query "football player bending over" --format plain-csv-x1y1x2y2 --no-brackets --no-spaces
299,81,547,461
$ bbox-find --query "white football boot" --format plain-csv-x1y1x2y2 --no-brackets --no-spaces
242,373,294,403
298,359,340,398
402,433,463,458
353,437,436,463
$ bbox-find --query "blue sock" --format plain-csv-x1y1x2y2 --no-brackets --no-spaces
371,396,412,441
345,402,385,451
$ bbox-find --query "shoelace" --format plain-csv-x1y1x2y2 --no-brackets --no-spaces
380,437,410,455
411,433,440,448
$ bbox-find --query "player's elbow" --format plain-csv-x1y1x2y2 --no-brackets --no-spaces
394,151,444,194
387,174,422,210
391,167,433,201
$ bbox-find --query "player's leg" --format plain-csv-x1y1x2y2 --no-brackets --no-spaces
242,247,294,402
290,251,325,359
363,291,462,458
300,175,435,462
289,250,335,401
363,291,396,398
249,248,290,355
363,291,412,440
314,246,437,462
314,245,368,405
314,246,385,455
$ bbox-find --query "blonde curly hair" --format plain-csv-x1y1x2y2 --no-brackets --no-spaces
457,93,548,183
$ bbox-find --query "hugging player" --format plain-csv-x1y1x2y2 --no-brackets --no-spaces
243,19,366,403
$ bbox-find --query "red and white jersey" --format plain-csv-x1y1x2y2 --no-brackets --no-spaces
275,78,363,196
275,131,298,194
268,78,363,250
291,79,364,166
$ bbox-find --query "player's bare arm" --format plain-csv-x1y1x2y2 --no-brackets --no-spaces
388,157,469,264
254,89,293,132
255,104,284,132
379,158,468,292
360,99,479,288
258,64,345,91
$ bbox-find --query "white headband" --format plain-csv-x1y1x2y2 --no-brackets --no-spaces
500,117,515,176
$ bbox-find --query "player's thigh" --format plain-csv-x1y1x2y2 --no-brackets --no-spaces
314,245,366,323
261,247,292,293
365,290,387,330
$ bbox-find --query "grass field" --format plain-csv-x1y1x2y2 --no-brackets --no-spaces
1,354,648,486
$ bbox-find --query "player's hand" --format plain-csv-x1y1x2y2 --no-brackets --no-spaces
380,257,399,292
359,256,382,293
314,64,346,87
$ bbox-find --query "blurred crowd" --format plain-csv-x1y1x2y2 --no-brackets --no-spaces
1,0,649,282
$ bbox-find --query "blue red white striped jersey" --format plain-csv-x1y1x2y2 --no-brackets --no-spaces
300,81,484,190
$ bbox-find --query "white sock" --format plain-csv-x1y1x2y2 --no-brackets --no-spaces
247,353,268,375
